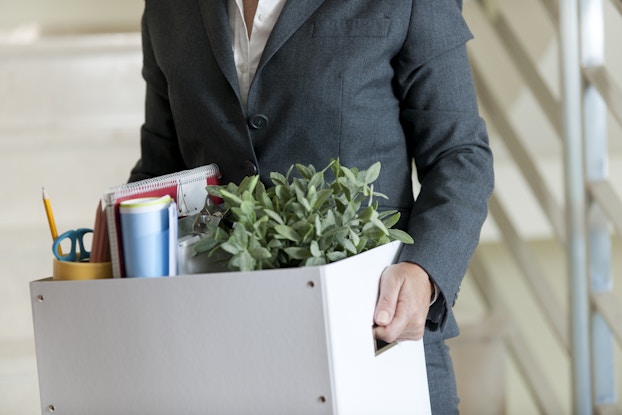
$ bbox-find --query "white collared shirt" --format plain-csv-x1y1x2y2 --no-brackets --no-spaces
229,0,287,108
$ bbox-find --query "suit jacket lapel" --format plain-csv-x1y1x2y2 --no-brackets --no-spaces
258,0,327,72
196,0,240,101
196,0,327,99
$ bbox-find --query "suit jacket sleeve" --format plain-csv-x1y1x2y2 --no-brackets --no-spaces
129,9,187,182
394,0,494,335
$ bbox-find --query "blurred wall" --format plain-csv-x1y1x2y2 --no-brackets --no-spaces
0,0,142,34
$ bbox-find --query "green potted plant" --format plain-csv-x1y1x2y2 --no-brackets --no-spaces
194,159,412,272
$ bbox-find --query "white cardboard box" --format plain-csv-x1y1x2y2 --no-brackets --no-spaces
30,241,430,415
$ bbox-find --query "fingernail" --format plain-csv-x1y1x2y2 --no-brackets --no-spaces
376,310,390,325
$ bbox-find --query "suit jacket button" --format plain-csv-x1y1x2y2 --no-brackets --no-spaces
248,114,269,129
244,160,258,176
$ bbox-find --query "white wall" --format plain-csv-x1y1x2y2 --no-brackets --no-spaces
0,2,144,409
0,0,142,34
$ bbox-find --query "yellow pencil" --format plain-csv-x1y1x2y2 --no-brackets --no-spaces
42,187,63,256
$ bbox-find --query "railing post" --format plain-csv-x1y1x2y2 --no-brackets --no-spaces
580,0,616,409
559,0,592,414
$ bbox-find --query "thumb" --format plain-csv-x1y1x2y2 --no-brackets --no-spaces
374,269,402,326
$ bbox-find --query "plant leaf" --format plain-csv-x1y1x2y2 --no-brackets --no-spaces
283,247,311,260
381,211,401,228
341,165,357,183
296,163,314,179
220,241,241,255
255,181,273,209
303,256,327,267
231,251,255,272
310,240,322,257
388,228,414,244
249,246,272,260
313,188,332,210
337,234,358,254
342,201,358,224
363,162,381,184
205,184,223,198
219,189,243,206
326,251,347,262
263,208,285,225
348,229,361,248
275,225,302,242
270,171,289,187
308,170,324,190
275,185,292,203
238,175,259,195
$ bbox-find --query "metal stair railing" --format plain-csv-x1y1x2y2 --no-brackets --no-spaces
465,0,622,413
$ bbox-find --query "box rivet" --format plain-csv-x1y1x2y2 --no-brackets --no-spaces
37,295,44,302
318,395,326,403
307,281,315,288
47,404,55,412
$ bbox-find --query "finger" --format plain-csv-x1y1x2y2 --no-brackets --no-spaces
393,301,426,341
393,281,429,341
380,294,416,342
376,298,425,343
374,268,404,326
373,324,394,343
374,316,408,343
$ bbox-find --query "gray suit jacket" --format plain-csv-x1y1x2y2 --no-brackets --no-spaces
131,0,494,343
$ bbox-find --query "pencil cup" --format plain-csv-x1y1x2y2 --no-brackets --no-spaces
120,196,172,278
52,259,112,281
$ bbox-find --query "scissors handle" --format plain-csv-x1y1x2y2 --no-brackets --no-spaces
52,228,93,262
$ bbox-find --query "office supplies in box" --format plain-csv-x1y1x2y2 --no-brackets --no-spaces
104,164,221,278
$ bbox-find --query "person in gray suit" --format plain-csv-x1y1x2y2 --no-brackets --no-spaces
129,0,494,412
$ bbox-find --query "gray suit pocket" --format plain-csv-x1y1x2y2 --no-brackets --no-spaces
312,18,391,37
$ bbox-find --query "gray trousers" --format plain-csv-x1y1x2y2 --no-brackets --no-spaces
425,340,460,414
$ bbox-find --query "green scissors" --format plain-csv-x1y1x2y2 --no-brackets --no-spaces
52,228,93,262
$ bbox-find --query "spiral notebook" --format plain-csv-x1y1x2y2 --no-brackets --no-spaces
104,164,221,278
